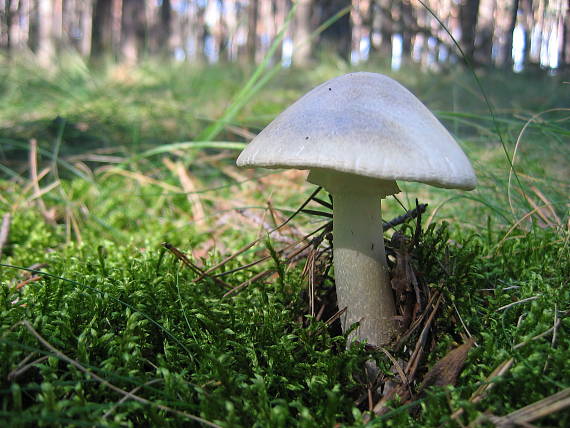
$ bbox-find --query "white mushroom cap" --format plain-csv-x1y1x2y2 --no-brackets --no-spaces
237,72,476,190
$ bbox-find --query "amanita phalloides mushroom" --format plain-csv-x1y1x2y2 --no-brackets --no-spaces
236,72,476,347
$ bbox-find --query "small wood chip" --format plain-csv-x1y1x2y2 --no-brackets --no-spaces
419,339,474,391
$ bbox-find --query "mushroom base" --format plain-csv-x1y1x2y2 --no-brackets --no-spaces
330,191,398,347
308,169,399,346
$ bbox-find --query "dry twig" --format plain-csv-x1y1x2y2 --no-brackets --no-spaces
162,242,233,289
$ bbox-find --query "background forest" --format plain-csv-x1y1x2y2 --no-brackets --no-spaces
1,0,569,71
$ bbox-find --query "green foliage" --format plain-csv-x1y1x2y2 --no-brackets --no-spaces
0,59,568,426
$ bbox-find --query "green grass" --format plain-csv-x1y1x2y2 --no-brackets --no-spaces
0,57,569,426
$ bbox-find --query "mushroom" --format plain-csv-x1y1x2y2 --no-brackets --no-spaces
236,72,476,347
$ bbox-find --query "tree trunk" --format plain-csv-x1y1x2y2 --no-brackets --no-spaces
350,0,371,64
459,0,481,62
4,0,18,52
519,0,533,67
400,0,414,56
121,0,146,64
52,0,62,49
91,0,113,59
18,0,31,50
1,1,7,52
158,0,172,58
273,0,288,63
4,0,12,51
255,0,275,61
504,0,520,66
475,0,496,65
37,0,55,66
493,0,512,66
80,0,93,57
377,0,393,58
560,0,570,67
246,0,258,63
413,2,428,67
315,0,351,61
208,0,225,62
145,0,158,54
293,0,313,66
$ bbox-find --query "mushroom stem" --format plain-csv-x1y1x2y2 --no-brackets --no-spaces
332,191,398,346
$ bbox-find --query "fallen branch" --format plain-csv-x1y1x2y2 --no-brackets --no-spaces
384,203,428,231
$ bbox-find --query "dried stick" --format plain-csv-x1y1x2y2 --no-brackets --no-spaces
162,242,233,289
384,203,428,231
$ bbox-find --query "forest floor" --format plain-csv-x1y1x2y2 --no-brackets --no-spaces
0,57,569,427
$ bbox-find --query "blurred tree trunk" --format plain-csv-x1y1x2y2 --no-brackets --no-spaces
377,0,393,58
61,0,73,50
528,0,545,65
223,0,238,61
171,0,186,60
91,0,113,59
389,0,406,64
519,0,533,66
79,0,93,57
246,0,258,62
413,2,428,67
293,0,313,66
1,1,9,51
6,0,15,51
389,0,414,62
504,0,520,66
121,0,146,64
210,0,226,62
400,0,414,55
475,0,495,64
156,0,171,58
145,0,158,54
191,1,201,61
351,0,371,64
194,2,206,62
560,4,570,67
52,0,62,49
459,0,480,62
177,1,205,62
273,0,288,62
256,0,275,61
1,0,16,52
315,0,351,61
493,0,512,66
9,0,31,52
37,0,55,66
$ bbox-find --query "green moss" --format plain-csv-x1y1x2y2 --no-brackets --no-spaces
0,59,568,426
